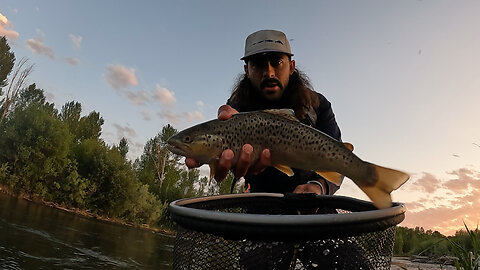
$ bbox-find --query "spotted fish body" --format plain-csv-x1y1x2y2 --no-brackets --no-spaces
167,109,409,208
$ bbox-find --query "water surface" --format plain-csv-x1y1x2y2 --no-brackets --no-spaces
0,193,174,270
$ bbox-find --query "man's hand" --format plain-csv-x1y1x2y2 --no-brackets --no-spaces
185,105,271,182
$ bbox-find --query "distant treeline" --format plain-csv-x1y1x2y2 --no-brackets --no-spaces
0,36,238,230
394,226,479,258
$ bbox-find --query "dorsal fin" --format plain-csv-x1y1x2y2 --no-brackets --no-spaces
344,142,354,152
262,109,299,122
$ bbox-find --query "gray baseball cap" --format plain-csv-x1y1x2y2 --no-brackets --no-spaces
241,29,293,60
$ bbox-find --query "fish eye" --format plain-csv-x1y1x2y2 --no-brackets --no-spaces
183,136,192,143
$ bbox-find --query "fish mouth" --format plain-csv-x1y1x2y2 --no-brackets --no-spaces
167,140,190,157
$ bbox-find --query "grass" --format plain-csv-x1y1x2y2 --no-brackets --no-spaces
448,222,479,270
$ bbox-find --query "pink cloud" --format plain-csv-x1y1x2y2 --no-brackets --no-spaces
105,64,138,90
401,167,480,235
157,110,204,124
63,57,80,66
152,84,176,105
410,172,441,193
0,13,19,40
125,90,149,105
26,38,55,59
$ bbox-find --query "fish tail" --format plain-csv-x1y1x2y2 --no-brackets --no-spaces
359,163,409,209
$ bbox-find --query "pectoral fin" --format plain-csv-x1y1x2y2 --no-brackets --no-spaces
274,165,295,176
315,171,344,186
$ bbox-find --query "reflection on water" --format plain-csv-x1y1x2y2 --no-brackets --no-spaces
0,193,174,270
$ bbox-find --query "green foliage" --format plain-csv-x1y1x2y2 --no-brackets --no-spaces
449,223,479,270
0,99,72,198
0,36,15,88
394,225,480,269
117,137,129,158
0,44,214,230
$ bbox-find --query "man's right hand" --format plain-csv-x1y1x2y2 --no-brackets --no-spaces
185,105,271,182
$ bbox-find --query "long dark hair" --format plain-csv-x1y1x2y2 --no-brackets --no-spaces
228,68,319,120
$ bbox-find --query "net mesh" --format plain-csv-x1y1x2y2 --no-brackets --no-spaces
171,194,403,270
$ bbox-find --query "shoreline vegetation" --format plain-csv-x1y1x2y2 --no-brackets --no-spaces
0,185,175,236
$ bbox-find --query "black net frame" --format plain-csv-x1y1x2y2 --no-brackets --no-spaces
170,193,405,270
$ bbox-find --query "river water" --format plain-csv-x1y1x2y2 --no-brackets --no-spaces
0,192,174,270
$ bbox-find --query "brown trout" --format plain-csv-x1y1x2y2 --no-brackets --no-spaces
167,109,409,208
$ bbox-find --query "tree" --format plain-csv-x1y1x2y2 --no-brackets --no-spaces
0,99,72,198
60,101,82,138
118,137,129,158
59,101,104,142
136,124,179,191
1,57,34,121
0,36,15,88
14,84,49,109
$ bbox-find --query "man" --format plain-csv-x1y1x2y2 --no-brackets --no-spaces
186,29,342,196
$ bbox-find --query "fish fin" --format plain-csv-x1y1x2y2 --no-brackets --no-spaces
361,163,410,209
359,185,393,209
262,109,299,122
315,171,344,186
274,164,295,176
343,142,354,152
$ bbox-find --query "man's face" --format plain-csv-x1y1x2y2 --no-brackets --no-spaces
244,53,295,101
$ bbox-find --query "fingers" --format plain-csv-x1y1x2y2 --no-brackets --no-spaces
234,144,253,177
185,157,199,169
250,148,271,175
217,104,239,120
214,149,234,181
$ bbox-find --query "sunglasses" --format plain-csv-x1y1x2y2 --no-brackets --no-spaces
247,53,290,69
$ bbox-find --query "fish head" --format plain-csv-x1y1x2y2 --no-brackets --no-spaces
167,122,224,164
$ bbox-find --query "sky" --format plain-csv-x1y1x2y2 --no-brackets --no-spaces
1,0,479,236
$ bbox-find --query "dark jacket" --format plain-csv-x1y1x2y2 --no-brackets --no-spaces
227,92,342,195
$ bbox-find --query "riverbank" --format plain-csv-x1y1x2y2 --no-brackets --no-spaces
391,257,456,269
0,185,175,236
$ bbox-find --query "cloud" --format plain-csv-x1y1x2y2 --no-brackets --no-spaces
125,90,150,105
45,91,55,103
157,110,179,124
141,111,152,121
184,110,203,121
411,172,442,193
105,64,138,90
69,34,82,50
0,12,19,40
26,38,55,59
196,100,205,107
112,123,137,139
63,57,80,66
157,110,204,124
400,168,480,236
152,84,176,105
